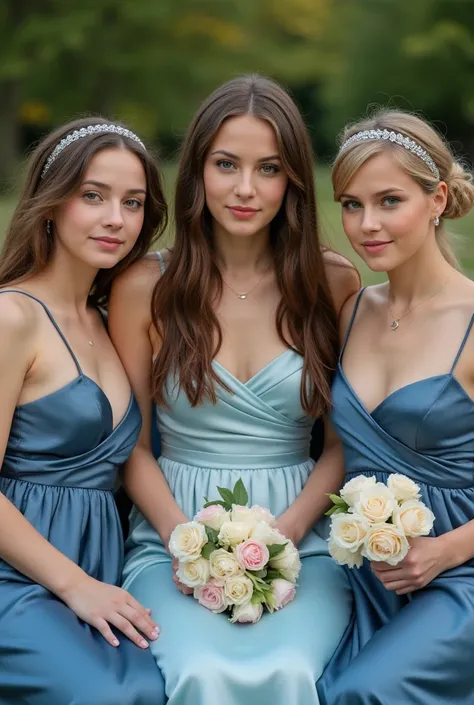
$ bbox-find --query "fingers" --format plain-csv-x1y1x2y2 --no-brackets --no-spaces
108,613,151,649
126,594,159,631
121,603,160,642
94,618,121,648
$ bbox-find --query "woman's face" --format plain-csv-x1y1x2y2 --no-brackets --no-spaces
203,114,288,241
53,147,147,269
339,150,445,272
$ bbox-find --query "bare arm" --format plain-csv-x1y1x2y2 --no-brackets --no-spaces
0,295,158,648
108,258,188,549
275,258,360,544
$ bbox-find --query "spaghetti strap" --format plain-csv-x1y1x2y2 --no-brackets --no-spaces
155,250,166,275
0,289,83,375
339,287,367,362
450,313,474,373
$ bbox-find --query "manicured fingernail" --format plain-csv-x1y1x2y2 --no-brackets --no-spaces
151,629,159,639
141,639,149,648
113,639,119,646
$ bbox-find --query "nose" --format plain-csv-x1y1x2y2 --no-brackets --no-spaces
234,169,256,200
360,206,382,234
103,200,124,230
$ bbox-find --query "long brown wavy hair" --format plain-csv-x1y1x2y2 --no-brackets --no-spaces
0,116,167,306
152,74,338,417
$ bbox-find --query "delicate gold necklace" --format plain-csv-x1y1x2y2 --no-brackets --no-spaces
222,265,271,300
388,276,451,330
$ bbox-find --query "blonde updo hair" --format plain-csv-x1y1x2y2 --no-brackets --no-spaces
333,109,474,267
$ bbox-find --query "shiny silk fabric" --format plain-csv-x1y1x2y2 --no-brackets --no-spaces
0,291,165,705
123,253,352,705
318,288,474,705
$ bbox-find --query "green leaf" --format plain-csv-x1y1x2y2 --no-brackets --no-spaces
265,568,283,581
251,591,266,605
268,543,287,559
205,526,219,544
202,499,229,510
217,486,236,507
232,478,249,506
201,541,216,560
328,493,346,506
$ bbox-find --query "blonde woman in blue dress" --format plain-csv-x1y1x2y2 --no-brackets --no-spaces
317,110,474,704
109,75,359,705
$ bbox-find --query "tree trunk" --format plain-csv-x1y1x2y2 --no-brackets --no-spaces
0,78,21,192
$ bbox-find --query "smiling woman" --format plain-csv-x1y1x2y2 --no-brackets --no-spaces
0,118,168,704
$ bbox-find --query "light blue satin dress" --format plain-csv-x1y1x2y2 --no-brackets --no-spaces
318,288,474,705
122,251,352,705
0,291,165,705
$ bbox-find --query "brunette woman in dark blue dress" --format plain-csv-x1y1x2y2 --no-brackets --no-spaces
0,118,167,704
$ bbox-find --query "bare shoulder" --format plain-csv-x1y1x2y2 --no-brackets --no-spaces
110,252,164,308
338,283,385,343
0,291,39,365
322,249,361,317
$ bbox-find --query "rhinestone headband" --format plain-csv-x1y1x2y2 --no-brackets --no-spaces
339,129,440,180
41,124,146,178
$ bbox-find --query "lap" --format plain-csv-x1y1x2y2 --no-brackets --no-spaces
0,582,165,705
125,554,352,705
320,576,474,705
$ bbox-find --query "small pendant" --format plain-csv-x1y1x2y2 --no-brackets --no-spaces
237,294,247,300
390,320,399,330
88,340,94,346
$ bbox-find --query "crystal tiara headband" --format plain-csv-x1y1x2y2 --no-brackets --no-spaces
339,129,440,180
41,124,146,179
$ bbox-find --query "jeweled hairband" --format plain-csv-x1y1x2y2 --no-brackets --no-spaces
41,124,146,179
339,129,440,180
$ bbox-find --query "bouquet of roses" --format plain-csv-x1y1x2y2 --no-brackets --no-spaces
168,479,300,624
326,473,435,568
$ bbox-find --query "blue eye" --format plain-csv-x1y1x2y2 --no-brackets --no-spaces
382,196,401,206
260,164,279,175
341,200,361,210
124,198,143,209
216,160,235,170
83,191,100,202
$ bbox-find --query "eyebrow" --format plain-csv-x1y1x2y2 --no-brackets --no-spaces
340,188,405,199
82,180,146,195
210,149,280,162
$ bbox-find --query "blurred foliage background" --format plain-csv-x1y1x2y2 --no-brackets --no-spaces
1,0,473,283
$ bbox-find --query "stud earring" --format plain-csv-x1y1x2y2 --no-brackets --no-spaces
46,220,52,236
433,215,440,227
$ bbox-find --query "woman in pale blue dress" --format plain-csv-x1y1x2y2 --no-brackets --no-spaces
317,110,474,704
0,117,167,704
109,75,359,705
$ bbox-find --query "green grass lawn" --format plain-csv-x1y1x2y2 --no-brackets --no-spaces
1,165,473,286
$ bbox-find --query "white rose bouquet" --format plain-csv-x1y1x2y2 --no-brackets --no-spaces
168,479,300,624
326,474,435,568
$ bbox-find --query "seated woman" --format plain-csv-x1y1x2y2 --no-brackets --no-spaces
109,74,359,705
318,110,474,705
0,118,167,704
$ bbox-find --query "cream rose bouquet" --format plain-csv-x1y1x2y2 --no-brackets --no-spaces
168,479,300,624
326,474,435,568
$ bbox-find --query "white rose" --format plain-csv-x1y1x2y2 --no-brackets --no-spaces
268,541,301,582
231,505,257,528
176,556,210,588
168,521,208,562
328,538,363,568
249,505,276,526
354,483,398,523
330,512,369,552
209,548,244,579
362,523,410,565
229,600,263,624
387,474,421,502
392,500,435,537
218,521,252,547
194,504,230,531
250,521,284,545
340,475,377,507
224,575,254,605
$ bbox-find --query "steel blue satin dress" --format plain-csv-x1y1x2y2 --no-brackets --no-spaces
122,251,352,705
0,291,165,705
318,288,474,705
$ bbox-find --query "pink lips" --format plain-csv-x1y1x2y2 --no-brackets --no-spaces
93,236,123,251
362,240,392,255
227,206,259,220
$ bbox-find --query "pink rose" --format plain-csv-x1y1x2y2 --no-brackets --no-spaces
234,539,270,572
270,578,296,610
193,578,228,613
194,505,229,531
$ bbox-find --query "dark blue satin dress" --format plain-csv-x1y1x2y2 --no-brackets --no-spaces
318,288,474,705
0,291,165,705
